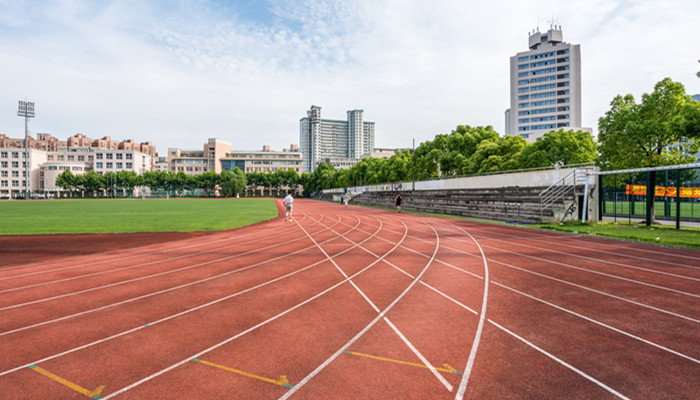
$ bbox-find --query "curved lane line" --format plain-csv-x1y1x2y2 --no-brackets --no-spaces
488,320,631,400
447,223,489,400
99,211,409,399
300,214,453,392
0,211,379,377
279,221,438,399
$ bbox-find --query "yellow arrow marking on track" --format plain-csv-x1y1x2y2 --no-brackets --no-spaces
28,365,105,399
343,351,463,375
191,359,294,388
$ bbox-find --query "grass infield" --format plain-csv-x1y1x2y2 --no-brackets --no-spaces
0,198,278,235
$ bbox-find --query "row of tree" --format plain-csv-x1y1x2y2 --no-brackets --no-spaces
302,127,598,194
55,168,302,198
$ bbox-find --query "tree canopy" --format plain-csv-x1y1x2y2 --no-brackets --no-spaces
598,77,700,170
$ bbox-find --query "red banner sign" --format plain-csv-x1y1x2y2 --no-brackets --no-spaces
625,184,700,198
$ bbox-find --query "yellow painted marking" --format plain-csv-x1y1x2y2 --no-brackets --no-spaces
29,365,105,398
192,359,294,388
344,351,462,374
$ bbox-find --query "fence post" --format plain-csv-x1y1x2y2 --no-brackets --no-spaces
676,169,681,230
598,174,603,221
645,171,652,227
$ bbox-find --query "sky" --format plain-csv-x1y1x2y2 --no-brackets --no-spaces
1,0,699,156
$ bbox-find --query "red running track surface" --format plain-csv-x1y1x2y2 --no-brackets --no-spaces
0,199,698,399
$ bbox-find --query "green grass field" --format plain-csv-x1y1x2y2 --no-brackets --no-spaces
0,198,278,235
602,200,700,219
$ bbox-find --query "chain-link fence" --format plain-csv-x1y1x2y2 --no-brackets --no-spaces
598,164,700,229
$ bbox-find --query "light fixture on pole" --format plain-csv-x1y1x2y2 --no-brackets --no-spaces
17,100,35,199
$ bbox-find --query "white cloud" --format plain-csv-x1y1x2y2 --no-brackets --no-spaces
0,0,698,155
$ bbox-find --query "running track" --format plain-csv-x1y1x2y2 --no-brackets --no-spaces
0,199,698,399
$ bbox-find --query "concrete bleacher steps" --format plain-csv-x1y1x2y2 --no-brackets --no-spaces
319,186,564,224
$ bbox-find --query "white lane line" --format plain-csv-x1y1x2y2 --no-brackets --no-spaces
100,213,409,399
451,224,489,400
483,243,700,298
493,259,700,324
0,213,376,377
0,213,352,335
299,215,453,392
438,262,700,363
491,281,700,364
0,235,234,282
0,213,346,311
488,319,631,400
278,222,439,400
320,219,699,323
462,222,700,265
474,234,700,282
0,233,311,295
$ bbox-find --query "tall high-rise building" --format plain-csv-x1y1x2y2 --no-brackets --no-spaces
299,106,375,172
507,25,582,142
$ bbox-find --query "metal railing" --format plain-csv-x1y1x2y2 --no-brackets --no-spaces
539,167,594,217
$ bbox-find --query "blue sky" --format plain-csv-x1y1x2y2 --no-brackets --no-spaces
1,0,699,156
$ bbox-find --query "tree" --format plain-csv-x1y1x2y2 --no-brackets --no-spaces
82,171,103,196
55,169,76,197
598,77,700,223
220,168,246,197
516,129,597,169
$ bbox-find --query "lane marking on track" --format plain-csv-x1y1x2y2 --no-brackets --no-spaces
0,228,260,280
490,281,700,364
447,224,489,400
0,214,347,312
342,350,463,375
28,365,105,399
368,222,698,322
474,235,700,282
0,214,369,376
299,215,454,392
0,207,326,292
459,222,700,266
279,222,440,399
482,243,700,298
487,320,631,400
74,212,402,399
191,358,294,388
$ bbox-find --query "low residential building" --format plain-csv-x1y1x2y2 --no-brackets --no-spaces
221,145,303,174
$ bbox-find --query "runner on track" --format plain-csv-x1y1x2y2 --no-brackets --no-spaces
284,191,294,221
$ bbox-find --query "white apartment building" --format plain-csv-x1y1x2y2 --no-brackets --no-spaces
0,133,155,198
299,106,375,173
508,26,582,142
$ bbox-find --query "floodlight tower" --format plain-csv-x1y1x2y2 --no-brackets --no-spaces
17,100,35,199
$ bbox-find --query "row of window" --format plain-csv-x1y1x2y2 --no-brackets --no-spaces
0,161,24,168
0,171,22,177
519,104,570,116
526,73,568,84
0,152,24,159
518,58,570,70
517,90,570,105
517,81,569,94
518,65,569,78
94,162,133,169
518,122,571,131
0,180,23,187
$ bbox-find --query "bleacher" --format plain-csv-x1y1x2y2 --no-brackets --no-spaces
325,187,569,223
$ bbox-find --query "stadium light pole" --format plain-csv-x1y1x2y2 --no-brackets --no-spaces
17,100,35,199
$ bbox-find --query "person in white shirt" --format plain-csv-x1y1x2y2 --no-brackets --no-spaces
283,191,294,221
